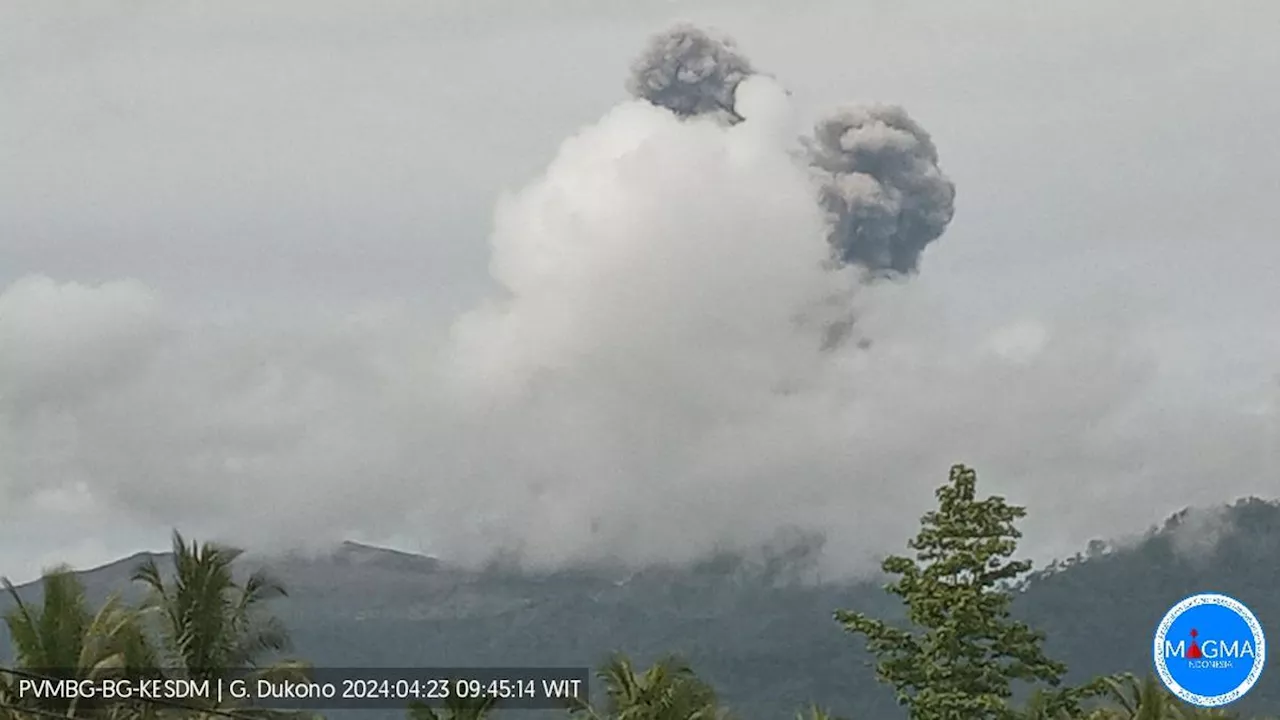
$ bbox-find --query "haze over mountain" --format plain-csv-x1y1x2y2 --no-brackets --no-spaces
4,498,1278,719
3,1,1280,587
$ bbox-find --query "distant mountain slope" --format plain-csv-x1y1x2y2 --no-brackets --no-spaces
1015,497,1280,707
4,499,1278,719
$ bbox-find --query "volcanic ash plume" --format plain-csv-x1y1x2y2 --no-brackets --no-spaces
628,24,956,278
804,105,957,276
626,23,755,124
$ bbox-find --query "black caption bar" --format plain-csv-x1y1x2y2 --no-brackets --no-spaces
12,667,591,710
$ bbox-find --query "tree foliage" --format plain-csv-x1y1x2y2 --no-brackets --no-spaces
5,505,1278,720
132,531,293,682
567,653,730,720
407,692,498,720
2,567,156,719
836,464,1105,720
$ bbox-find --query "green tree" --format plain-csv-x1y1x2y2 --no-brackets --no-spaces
836,464,1106,720
132,532,291,678
794,704,846,720
131,531,308,715
567,654,730,720
1088,673,1252,720
2,567,157,719
1095,674,1178,720
407,692,499,720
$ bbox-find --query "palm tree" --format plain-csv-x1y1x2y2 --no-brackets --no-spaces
132,532,293,679
567,653,730,720
794,704,845,720
1016,685,1128,720
1017,688,1072,720
407,693,498,720
2,567,157,719
131,530,309,716
1095,674,1182,720
1174,710,1241,720
1088,674,1262,720
0,666,23,720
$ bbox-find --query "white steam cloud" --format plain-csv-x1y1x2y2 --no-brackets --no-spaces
2,17,1277,582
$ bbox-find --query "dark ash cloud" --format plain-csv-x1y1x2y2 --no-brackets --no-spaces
629,25,956,278
626,23,755,124
805,105,957,276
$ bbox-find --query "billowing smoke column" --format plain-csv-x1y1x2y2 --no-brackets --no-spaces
626,24,754,124
805,106,957,276
628,25,956,277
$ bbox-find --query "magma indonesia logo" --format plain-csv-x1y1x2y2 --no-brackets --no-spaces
1154,593,1267,707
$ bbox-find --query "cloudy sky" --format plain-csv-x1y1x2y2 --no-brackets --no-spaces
2,0,1278,584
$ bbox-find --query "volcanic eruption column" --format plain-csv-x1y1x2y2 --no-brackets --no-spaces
627,24,957,278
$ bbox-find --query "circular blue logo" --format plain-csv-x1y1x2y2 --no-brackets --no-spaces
1153,593,1266,707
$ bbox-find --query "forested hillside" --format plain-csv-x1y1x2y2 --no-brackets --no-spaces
4,481,1277,719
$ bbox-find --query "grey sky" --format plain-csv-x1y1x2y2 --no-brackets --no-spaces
2,0,1278,583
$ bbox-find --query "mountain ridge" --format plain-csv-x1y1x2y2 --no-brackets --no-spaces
4,497,1278,718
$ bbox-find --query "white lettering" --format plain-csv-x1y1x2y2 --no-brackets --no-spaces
256,680,334,699
1202,640,1254,659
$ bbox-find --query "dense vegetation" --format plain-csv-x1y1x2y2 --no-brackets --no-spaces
1,465,1274,720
